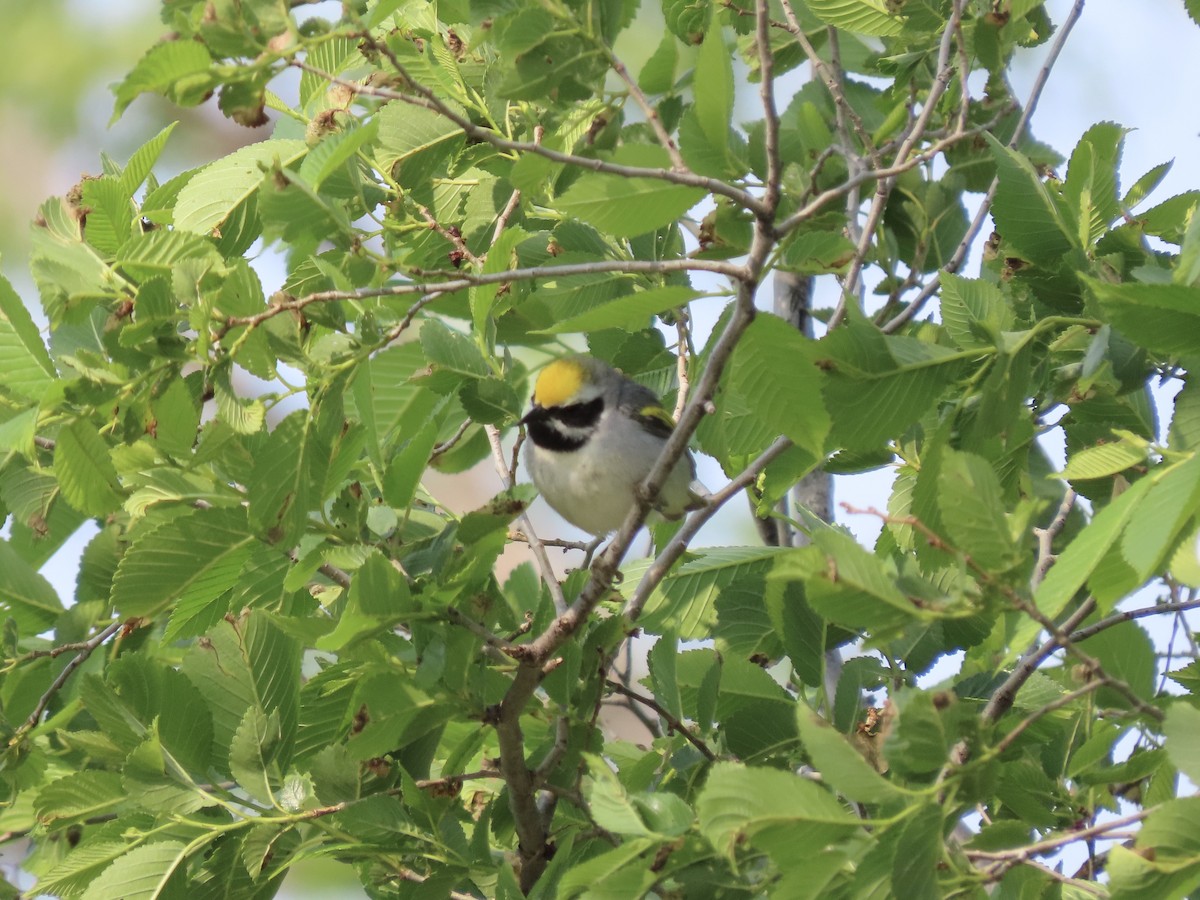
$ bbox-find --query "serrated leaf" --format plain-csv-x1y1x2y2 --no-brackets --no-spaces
247,409,330,547
694,23,733,155
1063,435,1149,479
458,377,521,425
1163,704,1200,786
796,708,904,804
726,313,830,458
55,421,123,518
79,840,189,900
635,546,792,638
1086,278,1200,358
229,706,284,806
697,762,858,858
987,133,1078,264
110,506,255,626
175,139,307,235
119,121,178,197
805,0,903,36
558,145,705,238
1033,475,1152,617
0,272,55,402
937,450,1018,570
537,285,700,335
35,771,126,825
112,39,215,121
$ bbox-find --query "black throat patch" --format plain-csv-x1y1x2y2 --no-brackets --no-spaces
522,397,603,452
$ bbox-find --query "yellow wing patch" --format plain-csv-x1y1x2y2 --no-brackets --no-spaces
532,358,586,408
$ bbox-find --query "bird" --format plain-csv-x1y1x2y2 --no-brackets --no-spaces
520,354,707,536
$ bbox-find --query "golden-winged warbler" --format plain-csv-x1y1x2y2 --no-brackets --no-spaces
520,355,706,535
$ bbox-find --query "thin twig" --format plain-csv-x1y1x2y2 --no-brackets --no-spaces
606,680,717,761
429,418,473,462
297,54,767,217
13,619,127,741
625,436,794,621
418,206,480,266
830,0,967,329
882,0,1087,333
606,51,686,171
1069,598,1200,645
1031,488,1077,590
484,425,568,616
222,258,745,330
755,0,782,215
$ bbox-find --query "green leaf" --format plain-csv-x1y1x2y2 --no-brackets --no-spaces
110,506,255,627
648,631,683,722
938,273,1010,350
1162,703,1200,786
693,23,734,156
181,614,301,773
558,145,705,237
374,100,465,183
536,285,700,335
635,546,791,638
638,31,679,94
420,318,489,382
1033,476,1153,618
937,450,1018,570
79,840,189,900
558,839,657,898
821,321,967,451
174,139,308,235
458,377,522,425
34,771,126,824
805,0,904,36
119,121,179,197
1120,455,1200,584
1086,279,1200,358
0,542,65,633
986,133,1078,264
796,708,904,804
112,39,215,121
299,118,379,190
725,313,831,458
1063,433,1149,480
229,707,284,806
697,762,859,858
892,804,944,900
55,421,123,518
470,225,527,343
247,409,331,547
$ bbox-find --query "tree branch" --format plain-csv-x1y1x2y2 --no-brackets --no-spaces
297,52,767,217
13,619,127,742
606,679,717,761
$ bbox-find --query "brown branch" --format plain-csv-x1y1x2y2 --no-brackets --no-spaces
1069,597,1200,645
221,258,745,330
445,607,522,658
964,805,1159,881
418,206,480,267
881,0,1087,333
842,503,1163,723
755,0,782,216
296,54,767,217
428,418,473,463
830,0,967,329
606,680,717,761
606,51,686,171
1031,488,1077,591
625,436,794,621
13,619,127,741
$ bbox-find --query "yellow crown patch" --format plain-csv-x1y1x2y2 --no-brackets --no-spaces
533,358,586,408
